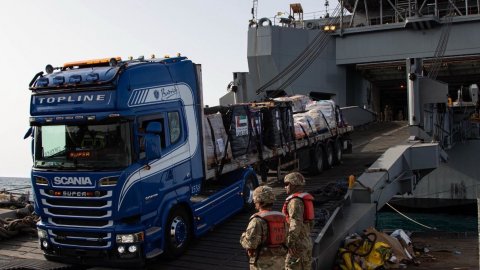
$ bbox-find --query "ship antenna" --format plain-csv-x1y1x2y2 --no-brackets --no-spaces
325,0,330,17
251,0,258,23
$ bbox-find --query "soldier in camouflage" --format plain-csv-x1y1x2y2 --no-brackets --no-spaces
240,186,288,270
283,172,314,270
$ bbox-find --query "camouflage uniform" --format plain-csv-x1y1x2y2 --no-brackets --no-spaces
283,172,314,270
240,216,288,269
240,186,287,270
284,198,313,270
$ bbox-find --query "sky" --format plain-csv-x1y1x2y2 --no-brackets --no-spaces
0,0,327,178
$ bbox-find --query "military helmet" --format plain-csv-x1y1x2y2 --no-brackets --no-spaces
253,186,275,204
284,172,305,186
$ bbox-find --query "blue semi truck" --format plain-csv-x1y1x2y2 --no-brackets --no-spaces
27,55,352,267
28,56,261,266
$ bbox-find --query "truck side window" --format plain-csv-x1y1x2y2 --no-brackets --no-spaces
168,111,181,145
139,118,165,159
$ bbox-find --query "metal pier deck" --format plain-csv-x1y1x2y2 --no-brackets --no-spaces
0,122,408,270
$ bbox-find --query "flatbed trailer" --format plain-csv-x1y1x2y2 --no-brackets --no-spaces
205,125,354,180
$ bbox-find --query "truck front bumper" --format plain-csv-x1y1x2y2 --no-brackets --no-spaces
42,245,145,268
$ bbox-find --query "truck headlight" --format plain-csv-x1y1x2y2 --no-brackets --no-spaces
38,229,47,239
99,176,118,186
128,245,138,253
35,176,48,185
116,232,144,243
42,240,49,249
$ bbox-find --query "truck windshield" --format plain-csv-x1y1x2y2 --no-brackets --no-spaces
33,122,132,170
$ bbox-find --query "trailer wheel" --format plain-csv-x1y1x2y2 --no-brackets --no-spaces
333,138,343,164
309,144,324,175
243,173,259,211
325,142,334,169
164,207,191,258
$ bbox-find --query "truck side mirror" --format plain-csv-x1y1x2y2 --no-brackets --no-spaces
24,127,33,139
144,122,163,161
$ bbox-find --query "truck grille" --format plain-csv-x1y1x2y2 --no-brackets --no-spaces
50,217,112,227
48,208,109,217
39,187,115,248
54,238,109,247
49,229,112,249
45,198,109,207
52,230,108,238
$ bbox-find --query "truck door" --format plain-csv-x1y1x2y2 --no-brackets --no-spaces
165,110,191,188
137,110,191,215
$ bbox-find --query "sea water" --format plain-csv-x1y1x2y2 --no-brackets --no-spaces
377,211,478,233
0,177,32,201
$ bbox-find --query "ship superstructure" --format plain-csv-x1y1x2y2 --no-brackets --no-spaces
221,1,480,208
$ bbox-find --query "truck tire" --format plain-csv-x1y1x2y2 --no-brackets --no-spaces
164,207,191,258
243,173,258,211
333,138,343,165
325,141,334,169
309,144,324,175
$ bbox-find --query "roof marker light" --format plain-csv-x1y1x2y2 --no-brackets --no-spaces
53,76,65,85
86,73,99,82
69,75,82,84
37,78,49,87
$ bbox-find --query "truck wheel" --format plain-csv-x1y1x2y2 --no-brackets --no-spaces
309,144,324,175
333,138,343,164
325,142,334,169
243,174,258,211
164,207,191,258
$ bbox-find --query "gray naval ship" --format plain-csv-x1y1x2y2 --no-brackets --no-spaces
220,0,480,211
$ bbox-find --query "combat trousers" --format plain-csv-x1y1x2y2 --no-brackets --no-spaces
249,255,286,270
285,249,312,270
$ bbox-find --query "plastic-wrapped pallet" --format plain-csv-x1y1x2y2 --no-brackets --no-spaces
305,100,337,129
274,94,311,112
203,113,232,169
293,122,305,139
306,109,329,133
290,95,312,112
293,113,316,138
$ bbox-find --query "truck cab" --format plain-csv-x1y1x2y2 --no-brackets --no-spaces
29,56,257,266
